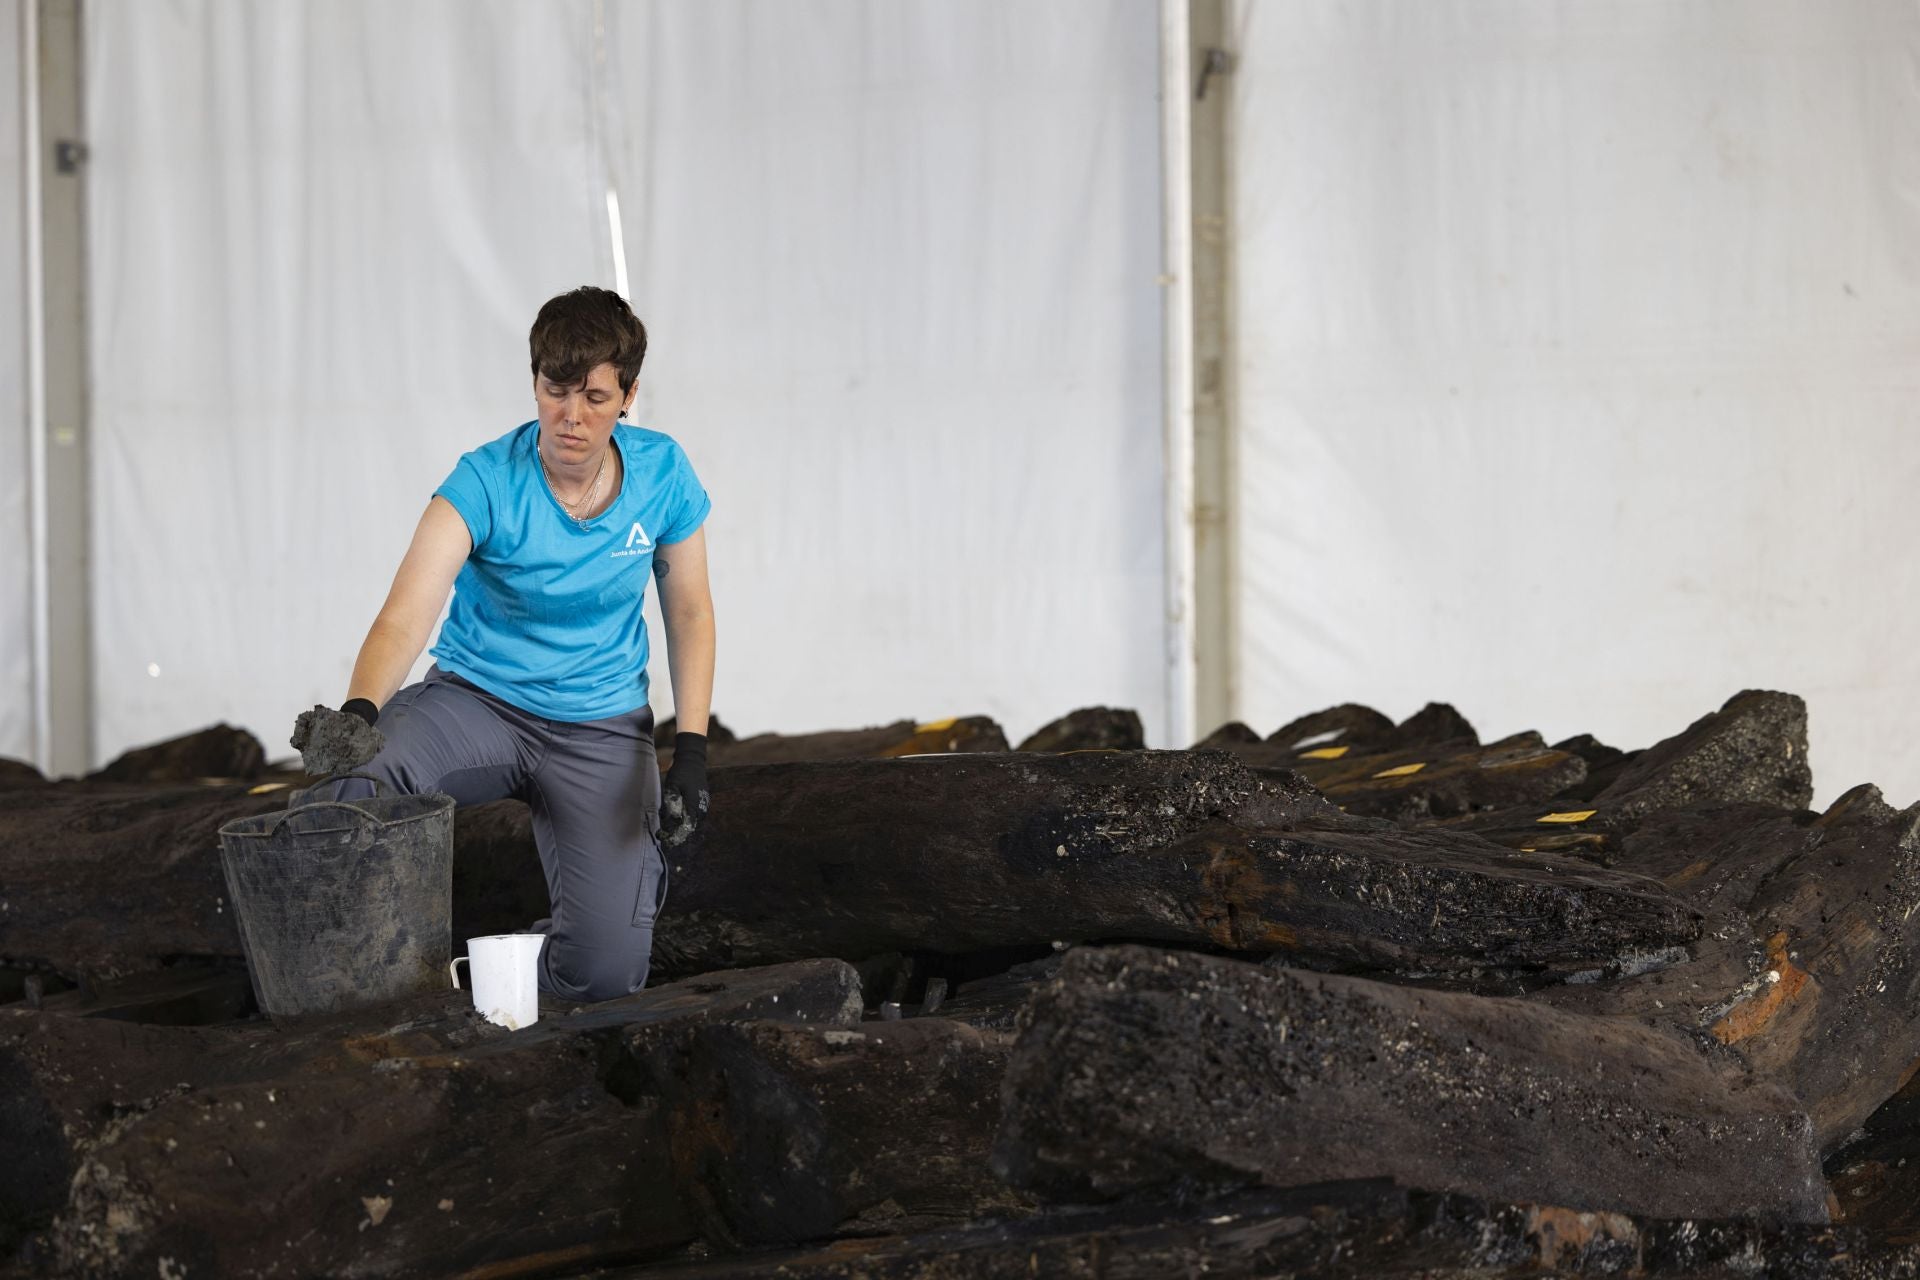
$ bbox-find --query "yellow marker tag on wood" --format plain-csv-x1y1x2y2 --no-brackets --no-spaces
915,717,958,734
1299,745,1349,760
1372,762,1426,779
247,782,291,795
1537,810,1597,824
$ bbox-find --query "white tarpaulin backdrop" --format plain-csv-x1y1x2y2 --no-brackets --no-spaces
48,0,1920,802
83,1,1166,768
1,1,32,763
1230,0,1920,807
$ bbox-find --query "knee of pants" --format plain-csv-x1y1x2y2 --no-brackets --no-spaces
539,927,653,1003
323,754,411,802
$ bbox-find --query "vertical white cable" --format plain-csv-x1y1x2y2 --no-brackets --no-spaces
1160,0,1198,750
22,0,51,773
606,187,630,300
590,0,628,300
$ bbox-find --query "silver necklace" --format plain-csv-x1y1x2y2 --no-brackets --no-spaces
539,441,608,527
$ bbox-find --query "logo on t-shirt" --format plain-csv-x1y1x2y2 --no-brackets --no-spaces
612,520,654,559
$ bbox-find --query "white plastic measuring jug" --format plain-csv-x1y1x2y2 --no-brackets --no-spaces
448,932,545,1030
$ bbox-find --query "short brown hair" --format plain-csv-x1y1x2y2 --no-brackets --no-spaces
529,286,648,393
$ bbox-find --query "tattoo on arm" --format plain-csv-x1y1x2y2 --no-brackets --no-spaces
653,559,671,580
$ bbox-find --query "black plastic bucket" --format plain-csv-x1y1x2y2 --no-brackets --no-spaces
217,775,456,1019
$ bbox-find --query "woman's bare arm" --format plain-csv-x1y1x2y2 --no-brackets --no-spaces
654,526,714,734
344,496,473,708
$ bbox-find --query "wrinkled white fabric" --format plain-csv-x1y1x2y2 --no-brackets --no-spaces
84,0,1166,766
600,1,1167,745
88,2,607,767
0,1,32,764
1230,0,1920,806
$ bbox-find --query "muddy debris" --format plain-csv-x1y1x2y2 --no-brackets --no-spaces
287,704,385,777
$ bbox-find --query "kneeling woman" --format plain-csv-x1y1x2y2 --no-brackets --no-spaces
298,286,715,1002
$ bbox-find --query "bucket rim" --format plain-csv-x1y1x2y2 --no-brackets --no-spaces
217,791,454,841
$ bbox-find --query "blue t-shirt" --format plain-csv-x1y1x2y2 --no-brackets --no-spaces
428,421,710,721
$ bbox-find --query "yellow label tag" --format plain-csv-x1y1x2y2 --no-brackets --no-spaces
1372,762,1426,779
247,782,291,795
1537,810,1597,824
914,717,958,733
1299,745,1350,760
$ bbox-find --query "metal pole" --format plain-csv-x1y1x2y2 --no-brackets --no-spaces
1189,0,1236,739
34,0,91,776
22,0,51,773
1160,0,1198,749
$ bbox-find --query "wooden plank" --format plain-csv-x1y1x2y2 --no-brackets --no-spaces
659,716,1010,771
1015,707,1145,753
993,945,1828,1223
626,1180,1908,1280
644,1017,1029,1248
1591,689,1812,818
642,753,1696,981
0,752,1699,992
1533,783,1920,1152
2,959,863,1277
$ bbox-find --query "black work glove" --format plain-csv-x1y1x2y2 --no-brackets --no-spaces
289,699,384,775
658,731,709,848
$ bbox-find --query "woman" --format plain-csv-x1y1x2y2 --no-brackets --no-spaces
293,286,715,1002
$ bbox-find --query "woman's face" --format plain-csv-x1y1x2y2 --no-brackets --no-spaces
534,362,633,465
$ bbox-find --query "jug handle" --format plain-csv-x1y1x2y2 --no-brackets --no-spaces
449,955,470,990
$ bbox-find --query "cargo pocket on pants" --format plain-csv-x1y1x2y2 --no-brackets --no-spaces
632,810,671,927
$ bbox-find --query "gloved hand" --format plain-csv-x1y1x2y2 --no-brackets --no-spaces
658,731,709,848
290,699,384,776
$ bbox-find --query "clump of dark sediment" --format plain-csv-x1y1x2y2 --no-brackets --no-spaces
286,704,385,776
4,691,1919,1278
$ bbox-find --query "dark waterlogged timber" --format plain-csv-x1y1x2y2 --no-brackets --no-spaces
641,751,1698,981
86,724,270,786
1590,689,1814,818
2,960,863,1278
1015,706,1145,753
1230,690,1810,828
1285,731,1588,822
0,751,1701,989
1527,783,1920,1153
646,1017,1029,1249
656,715,1010,771
0,780,276,980
1829,1064,1920,1242
993,945,1828,1224
7,687,1917,1280
619,1180,1920,1280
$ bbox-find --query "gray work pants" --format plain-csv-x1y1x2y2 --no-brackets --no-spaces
332,665,667,1003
